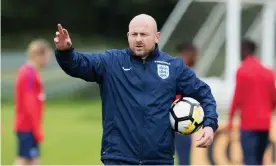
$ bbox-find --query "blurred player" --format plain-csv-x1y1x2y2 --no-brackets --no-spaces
14,39,52,165
228,39,276,165
174,42,198,165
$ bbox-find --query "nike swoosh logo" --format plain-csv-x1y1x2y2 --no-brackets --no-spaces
122,67,132,71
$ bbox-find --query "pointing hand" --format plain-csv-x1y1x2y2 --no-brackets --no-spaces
54,24,72,50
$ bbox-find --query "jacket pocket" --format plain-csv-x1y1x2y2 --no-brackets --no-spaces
146,116,174,155
108,116,121,154
157,121,175,155
102,116,120,155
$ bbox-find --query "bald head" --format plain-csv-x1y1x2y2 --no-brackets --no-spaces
129,14,158,33
127,14,160,59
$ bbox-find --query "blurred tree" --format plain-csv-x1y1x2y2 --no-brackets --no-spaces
2,0,177,49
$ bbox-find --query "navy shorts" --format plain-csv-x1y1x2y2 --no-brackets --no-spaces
240,130,269,165
16,131,40,159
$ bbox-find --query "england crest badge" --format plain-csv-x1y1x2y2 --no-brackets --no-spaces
157,64,169,79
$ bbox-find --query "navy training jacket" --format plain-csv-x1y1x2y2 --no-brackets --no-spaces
55,45,218,165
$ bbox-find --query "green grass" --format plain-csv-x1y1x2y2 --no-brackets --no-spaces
1,99,185,165
1,99,104,165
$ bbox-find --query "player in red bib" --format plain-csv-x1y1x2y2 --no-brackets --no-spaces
228,39,276,165
14,39,52,165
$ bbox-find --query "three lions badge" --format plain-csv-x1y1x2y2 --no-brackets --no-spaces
157,64,169,79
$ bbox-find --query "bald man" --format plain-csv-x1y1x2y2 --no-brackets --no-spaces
54,14,218,165
14,39,52,165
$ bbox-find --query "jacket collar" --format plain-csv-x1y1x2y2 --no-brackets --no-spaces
127,44,160,62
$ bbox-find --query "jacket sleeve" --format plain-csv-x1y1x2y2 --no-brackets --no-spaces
55,48,112,83
176,58,218,132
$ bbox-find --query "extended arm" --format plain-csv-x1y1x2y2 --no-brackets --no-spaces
55,48,111,83
54,24,111,83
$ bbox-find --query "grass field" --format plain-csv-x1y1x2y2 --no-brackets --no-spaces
6,99,275,165
1,99,104,165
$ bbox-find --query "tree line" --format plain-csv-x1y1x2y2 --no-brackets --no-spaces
2,0,177,43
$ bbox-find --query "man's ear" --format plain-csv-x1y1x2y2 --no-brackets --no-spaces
155,32,161,43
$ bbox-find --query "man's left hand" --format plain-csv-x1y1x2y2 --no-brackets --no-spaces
196,126,214,148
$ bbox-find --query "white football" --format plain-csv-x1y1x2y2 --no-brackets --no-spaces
170,97,204,135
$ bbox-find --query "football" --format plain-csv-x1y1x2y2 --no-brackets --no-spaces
170,97,204,135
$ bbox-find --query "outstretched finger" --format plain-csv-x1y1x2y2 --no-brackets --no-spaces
57,24,64,34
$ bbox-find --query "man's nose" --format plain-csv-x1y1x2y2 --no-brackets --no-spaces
136,34,142,42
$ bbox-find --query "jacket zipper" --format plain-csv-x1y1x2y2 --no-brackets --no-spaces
140,59,147,164
143,59,146,70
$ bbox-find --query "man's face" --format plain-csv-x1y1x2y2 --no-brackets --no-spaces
127,21,160,58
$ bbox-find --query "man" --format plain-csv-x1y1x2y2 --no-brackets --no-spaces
174,42,199,165
14,39,52,165
228,39,276,165
54,14,218,165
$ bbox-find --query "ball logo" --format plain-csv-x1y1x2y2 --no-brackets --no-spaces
182,121,193,134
